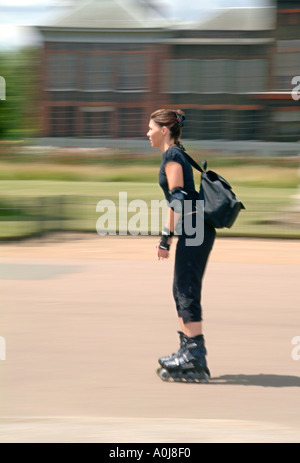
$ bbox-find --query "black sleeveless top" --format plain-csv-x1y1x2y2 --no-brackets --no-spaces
159,145,197,202
159,145,199,234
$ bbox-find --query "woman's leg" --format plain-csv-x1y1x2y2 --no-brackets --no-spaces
179,318,203,337
157,224,215,380
173,223,216,326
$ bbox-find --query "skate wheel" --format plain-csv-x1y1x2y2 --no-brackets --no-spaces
199,372,210,383
186,374,194,383
156,367,170,382
173,376,182,383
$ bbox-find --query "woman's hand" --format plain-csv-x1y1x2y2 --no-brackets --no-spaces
157,247,169,260
156,238,172,260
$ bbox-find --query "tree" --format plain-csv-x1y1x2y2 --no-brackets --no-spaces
0,46,42,139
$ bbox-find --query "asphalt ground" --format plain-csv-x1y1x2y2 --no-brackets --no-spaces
1,234,300,443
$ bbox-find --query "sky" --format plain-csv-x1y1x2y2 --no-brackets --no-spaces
0,0,274,50
0,0,73,49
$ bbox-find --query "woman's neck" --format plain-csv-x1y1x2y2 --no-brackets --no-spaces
162,140,176,153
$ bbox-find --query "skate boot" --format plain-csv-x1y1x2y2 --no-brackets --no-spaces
157,334,210,383
158,331,188,366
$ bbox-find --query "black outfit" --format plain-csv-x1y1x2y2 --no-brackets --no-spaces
159,145,216,323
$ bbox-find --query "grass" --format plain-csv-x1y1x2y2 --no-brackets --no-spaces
0,153,299,240
0,160,299,188
0,179,299,240
1,141,300,239
0,162,159,183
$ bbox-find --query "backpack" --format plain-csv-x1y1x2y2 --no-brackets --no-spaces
183,152,245,229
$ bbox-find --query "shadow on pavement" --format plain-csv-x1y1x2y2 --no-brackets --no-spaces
210,374,300,388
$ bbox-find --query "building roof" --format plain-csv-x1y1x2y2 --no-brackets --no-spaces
37,0,276,36
44,0,168,29
178,7,276,31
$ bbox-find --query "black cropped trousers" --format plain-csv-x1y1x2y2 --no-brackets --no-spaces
173,222,216,324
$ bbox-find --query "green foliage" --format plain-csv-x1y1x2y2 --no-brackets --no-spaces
0,47,41,139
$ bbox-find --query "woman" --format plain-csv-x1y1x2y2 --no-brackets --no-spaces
147,109,216,383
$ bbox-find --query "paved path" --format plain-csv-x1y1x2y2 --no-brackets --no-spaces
1,235,300,442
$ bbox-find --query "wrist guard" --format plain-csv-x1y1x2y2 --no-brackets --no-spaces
159,227,174,251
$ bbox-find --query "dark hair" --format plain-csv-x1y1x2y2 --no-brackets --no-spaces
150,109,186,150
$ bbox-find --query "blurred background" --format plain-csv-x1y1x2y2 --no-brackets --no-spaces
0,0,300,240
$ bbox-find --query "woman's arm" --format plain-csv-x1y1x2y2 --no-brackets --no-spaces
157,161,184,260
165,161,184,233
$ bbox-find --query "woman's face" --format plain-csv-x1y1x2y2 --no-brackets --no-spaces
147,119,164,150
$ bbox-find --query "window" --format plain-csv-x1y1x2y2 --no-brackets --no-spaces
199,60,230,93
183,109,226,139
235,59,267,93
274,52,300,91
234,110,263,140
181,109,202,138
161,59,267,94
171,108,264,140
118,54,148,91
271,110,300,141
161,59,197,93
82,108,112,137
49,107,76,137
84,54,113,91
47,54,77,89
118,108,143,138
201,110,227,139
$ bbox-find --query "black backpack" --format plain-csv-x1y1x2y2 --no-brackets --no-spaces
183,152,245,229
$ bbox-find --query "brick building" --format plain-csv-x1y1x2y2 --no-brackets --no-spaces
37,0,300,141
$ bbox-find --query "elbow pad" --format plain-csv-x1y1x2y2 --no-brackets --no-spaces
169,187,187,213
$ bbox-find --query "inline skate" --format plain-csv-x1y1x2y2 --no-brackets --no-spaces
157,334,210,383
158,331,188,366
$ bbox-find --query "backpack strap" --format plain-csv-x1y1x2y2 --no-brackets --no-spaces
182,151,207,173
